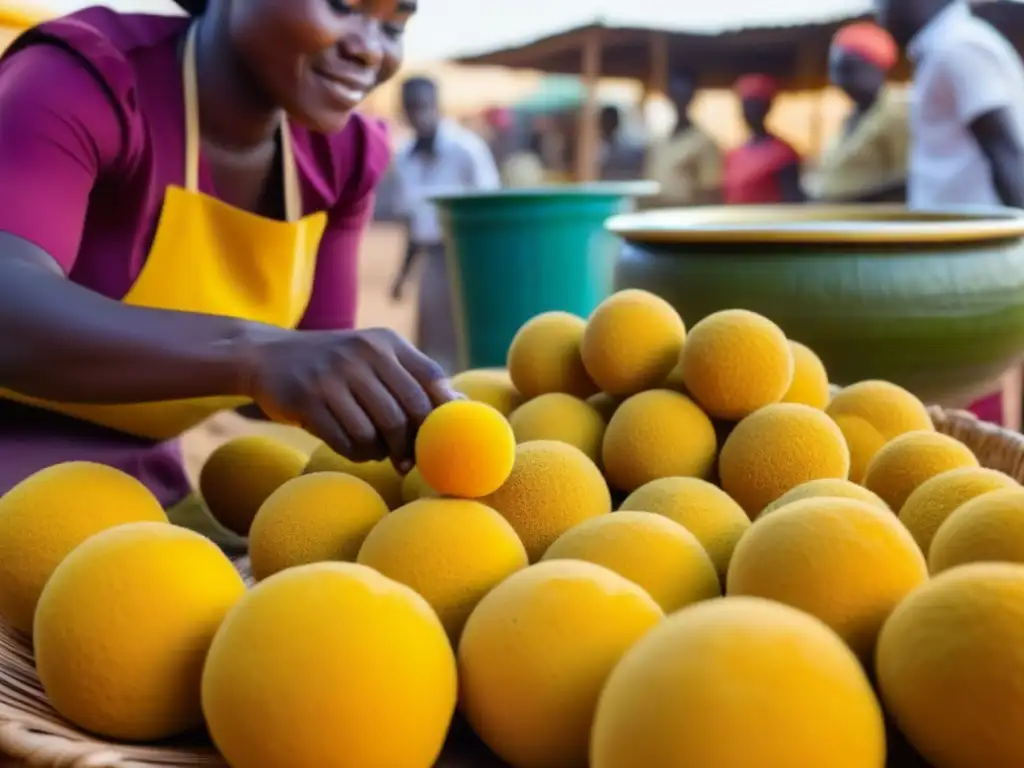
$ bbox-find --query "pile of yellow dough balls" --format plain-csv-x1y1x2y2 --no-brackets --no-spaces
2,288,1024,768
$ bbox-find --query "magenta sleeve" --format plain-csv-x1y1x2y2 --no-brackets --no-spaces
298,193,374,331
0,45,122,274
298,115,392,331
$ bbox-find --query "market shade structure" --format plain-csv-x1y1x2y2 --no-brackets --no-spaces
452,0,1024,181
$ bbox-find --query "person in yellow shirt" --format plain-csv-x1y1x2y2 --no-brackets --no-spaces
817,21,909,203
644,73,723,207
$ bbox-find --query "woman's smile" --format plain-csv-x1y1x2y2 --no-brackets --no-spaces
311,63,374,108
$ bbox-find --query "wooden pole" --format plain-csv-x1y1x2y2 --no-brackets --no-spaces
644,31,669,105
797,47,825,159
574,26,603,182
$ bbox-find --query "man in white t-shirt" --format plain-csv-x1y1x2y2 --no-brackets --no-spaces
391,77,500,374
874,0,1024,208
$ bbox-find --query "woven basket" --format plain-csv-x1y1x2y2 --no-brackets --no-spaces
0,407,1019,767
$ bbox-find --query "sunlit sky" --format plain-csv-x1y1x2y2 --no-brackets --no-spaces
20,0,876,60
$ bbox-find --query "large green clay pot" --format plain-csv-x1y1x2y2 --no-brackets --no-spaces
606,205,1024,407
434,182,657,372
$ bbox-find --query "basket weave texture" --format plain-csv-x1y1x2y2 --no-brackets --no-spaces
0,407,1020,767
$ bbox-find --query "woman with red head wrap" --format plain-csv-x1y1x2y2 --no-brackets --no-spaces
722,74,805,204
816,21,909,203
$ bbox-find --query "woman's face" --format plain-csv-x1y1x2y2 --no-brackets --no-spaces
229,0,412,133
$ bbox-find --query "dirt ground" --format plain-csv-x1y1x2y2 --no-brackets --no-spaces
180,222,416,481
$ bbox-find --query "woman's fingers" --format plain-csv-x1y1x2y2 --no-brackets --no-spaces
372,354,434,430
393,340,461,406
300,401,357,460
322,379,388,463
345,364,412,466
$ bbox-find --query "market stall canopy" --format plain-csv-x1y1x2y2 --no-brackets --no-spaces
451,0,1024,91
404,0,869,62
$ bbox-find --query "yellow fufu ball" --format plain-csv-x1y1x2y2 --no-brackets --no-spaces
248,473,389,581
781,340,830,409
415,400,516,499
509,393,607,465
727,497,928,660
304,446,404,509
863,430,979,513
759,478,889,517
680,309,794,420
898,466,1018,554
459,560,663,768
586,392,622,421
619,477,750,582
35,522,245,741
202,436,307,536
929,487,1024,574
449,368,525,416
602,389,718,493
718,403,851,518
580,289,686,397
401,466,437,503
357,498,528,643
832,414,888,484
0,461,167,635
826,380,934,441
876,563,1024,768
507,312,598,399
591,597,885,768
203,562,457,768
483,441,612,562
543,511,720,612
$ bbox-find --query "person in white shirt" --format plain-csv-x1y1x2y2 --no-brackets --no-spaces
391,77,500,374
874,0,1024,208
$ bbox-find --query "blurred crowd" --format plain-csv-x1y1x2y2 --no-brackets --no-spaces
384,0,1024,426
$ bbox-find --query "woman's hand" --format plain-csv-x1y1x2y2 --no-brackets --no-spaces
243,327,458,470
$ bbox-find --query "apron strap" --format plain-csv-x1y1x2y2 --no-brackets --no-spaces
181,25,302,222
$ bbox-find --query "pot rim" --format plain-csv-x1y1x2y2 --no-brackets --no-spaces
606,204,1024,245
430,180,659,205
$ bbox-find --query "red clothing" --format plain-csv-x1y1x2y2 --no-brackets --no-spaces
722,137,801,204
968,391,1004,425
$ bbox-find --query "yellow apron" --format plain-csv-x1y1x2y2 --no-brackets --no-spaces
0,24,328,442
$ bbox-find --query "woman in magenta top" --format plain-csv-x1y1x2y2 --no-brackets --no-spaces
722,74,806,205
0,0,457,505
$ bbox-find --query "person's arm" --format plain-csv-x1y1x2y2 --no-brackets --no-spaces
0,46,254,404
970,111,1024,208
465,134,501,191
942,42,1024,207
0,45,453,467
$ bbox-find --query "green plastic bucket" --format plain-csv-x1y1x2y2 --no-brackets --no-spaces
433,182,658,372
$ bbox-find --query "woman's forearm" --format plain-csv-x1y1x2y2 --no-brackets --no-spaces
0,239,263,404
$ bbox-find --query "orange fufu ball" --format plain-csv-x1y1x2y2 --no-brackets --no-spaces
581,289,686,397
602,390,718,493
781,341,830,410
201,436,307,537
681,309,794,421
507,312,598,399
483,441,612,562
415,400,516,499
0,461,167,635
719,403,851,517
